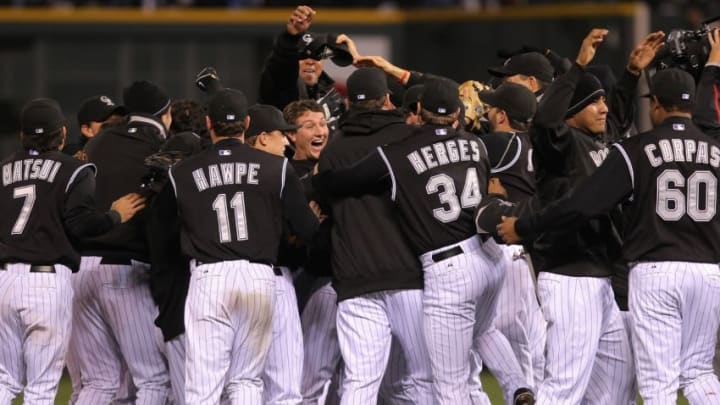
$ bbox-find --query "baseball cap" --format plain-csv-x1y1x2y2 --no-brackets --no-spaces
401,84,424,113
21,98,66,136
347,68,390,103
246,104,298,138
643,68,696,109
479,82,537,124
123,80,171,116
488,52,554,83
77,95,126,126
420,78,462,116
566,73,605,118
298,32,354,67
207,88,248,125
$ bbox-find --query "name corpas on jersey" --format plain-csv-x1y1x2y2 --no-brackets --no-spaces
192,162,262,192
644,138,720,168
2,158,62,186
407,138,482,175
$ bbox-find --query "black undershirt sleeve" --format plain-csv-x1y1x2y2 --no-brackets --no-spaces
312,150,390,197
282,164,319,243
63,167,120,238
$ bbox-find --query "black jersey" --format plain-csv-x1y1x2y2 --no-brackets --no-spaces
517,116,720,264
0,150,118,269
480,131,535,203
617,117,720,262
169,138,318,265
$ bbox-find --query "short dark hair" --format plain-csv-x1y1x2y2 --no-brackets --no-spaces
22,128,64,152
283,99,324,126
212,120,246,137
170,99,206,136
508,117,530,132
350,95,386,110
420,108,460,126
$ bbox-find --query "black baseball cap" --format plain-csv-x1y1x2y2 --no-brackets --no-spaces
420,78,462,116
21,98,66,136
488,52,554,83
643,68,696,109
207,89,248,125
123,80,171,116
246,104,298,138
298,32,354,67
401,84,424,113
347,68,390,103
77,95,126,126
479,82,537,123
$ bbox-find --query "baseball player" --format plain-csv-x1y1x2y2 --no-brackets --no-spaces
74,80,172,405
245,103,306,405
314,78,531,404
498,65,720,404
476,82,546,388
0,98,143,404
493,28,664,404
169,88,319,404
315,68,433,404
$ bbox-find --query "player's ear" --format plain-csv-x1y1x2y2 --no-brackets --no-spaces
244,115,251,131
205,116,213,132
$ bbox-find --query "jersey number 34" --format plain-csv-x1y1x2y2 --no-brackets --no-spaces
426,167,482,223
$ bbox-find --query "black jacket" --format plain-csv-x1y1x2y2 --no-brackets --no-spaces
259,30,335,110
317,108,423,301
694,63,720,140
528,63,634,277
82,114,166,261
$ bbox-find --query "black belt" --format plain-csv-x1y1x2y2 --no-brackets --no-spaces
194,260,282,276
431,246,464,263
100,257,133,265
0,264,56,273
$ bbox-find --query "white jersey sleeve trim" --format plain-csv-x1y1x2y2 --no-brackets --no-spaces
66,163,96,193
281,158,288,197
613,143,635,201
491,136,522,174
377,146,397,201
168,166,178,197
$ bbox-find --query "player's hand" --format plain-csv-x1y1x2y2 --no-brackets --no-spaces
497,215,521,244
309,200,327,223
627,31,665,75
708,28,720,65
354,55,390,70
576,28,609,67
111,193,146,223
336,34,361,64
488,177,508,198
287,5,315,35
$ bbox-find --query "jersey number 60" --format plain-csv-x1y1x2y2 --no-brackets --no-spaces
656,169,717,222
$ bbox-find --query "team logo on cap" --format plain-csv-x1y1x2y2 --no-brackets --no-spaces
681,93,690,100
100,96,115,106
302,33,313,45
226,114,236,121
34,128,44,134
437,108,447,114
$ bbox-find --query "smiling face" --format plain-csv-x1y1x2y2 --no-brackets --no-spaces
287,110,328,161
566,96,608,135
299,58,323,86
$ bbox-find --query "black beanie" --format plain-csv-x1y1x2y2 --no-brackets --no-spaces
565,73,605,118
123,80,171,116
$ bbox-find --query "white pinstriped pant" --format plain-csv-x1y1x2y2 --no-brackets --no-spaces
184,260,275,405
300,279,341,405
336,289,434,405
263,267,304,405
420,235,505,405
536,272,635,405
165,334,186,405
72,256,169,405
0,264,72,405
493,245,545,389
630,262,720,405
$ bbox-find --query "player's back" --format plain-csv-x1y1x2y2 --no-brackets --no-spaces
0,150,89,268
618,116,720,263
170,138,288,265
381,125,490,254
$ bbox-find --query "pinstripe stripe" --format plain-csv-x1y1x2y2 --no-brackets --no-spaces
377,147,397,201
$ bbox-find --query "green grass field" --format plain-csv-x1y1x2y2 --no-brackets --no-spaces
11,370,691,404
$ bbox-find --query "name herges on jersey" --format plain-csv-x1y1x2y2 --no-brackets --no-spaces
407,138,482,175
